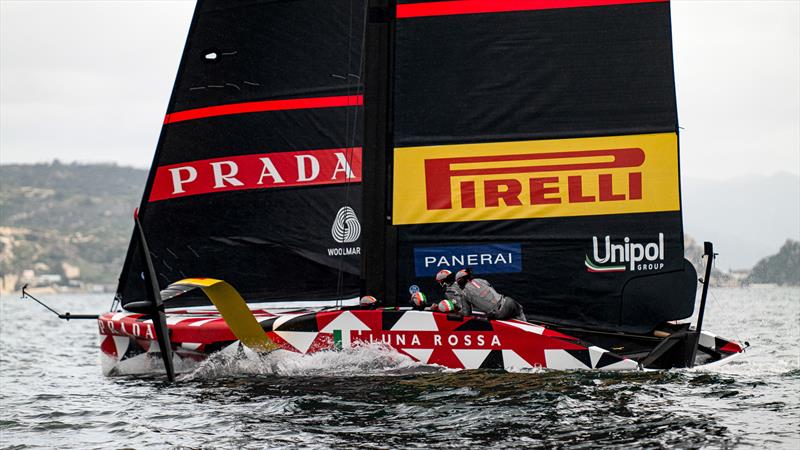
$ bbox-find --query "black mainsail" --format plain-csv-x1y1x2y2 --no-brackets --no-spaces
117,0,367,308
363,0,696,333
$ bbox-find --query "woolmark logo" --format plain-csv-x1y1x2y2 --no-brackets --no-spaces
423,148,644,211
331,206,361,243
585,233,665,273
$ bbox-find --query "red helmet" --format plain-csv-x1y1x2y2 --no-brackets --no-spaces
455,268,471,284
359,295,378,306
410,291,427,307
435,269,453,286
437,299,458,313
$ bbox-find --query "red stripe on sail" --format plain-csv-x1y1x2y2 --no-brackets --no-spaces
396,0,667,19
163,95,363,124
148,148,362,202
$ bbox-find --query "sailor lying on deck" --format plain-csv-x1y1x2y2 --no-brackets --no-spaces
454,269,526,321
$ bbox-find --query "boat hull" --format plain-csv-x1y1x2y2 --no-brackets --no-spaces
98,308,743,375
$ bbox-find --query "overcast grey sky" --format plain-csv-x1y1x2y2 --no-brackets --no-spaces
1,0,798,180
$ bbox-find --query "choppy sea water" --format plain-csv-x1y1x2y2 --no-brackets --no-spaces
1,286,798,449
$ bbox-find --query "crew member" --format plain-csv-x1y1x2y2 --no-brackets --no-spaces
359,295,379,309
410,291,450,313
436,269,472,316
454,269,526,321
409,291,429,311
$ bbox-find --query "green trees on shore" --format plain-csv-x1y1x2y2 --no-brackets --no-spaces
747,240,800,286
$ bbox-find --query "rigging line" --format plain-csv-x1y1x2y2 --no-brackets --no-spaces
345,3,369,204
334,0,356,305
335,0,360,305
333,1,369,306
349,1,369,165
342,0,368,304
344,1,370,295
336,1,370,308
707,288,744,347
705,254,744,346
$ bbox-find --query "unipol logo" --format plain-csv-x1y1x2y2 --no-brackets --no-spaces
585,233,665,273
331,206,361,243
424,148,644,211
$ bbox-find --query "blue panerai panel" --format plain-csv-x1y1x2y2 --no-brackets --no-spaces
413,244,522,276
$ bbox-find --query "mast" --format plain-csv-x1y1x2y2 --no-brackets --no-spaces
362,0,397,304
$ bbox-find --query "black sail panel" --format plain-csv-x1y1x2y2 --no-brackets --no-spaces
390,0,694,332
393,0,677,145
117,0,367,308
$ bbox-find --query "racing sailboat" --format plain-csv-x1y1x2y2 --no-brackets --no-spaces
98,0,743,379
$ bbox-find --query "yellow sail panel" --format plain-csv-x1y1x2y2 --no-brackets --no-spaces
392,133,680,225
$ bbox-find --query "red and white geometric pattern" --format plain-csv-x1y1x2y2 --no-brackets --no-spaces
98,307,742,375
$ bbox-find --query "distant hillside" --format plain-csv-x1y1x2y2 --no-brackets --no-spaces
683,235,740,287
746,240,800,286
1,162,796,292
683,173,800,270
0,162,147,286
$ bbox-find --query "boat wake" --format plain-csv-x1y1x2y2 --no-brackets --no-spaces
185,343,447,379
690,345,799,377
